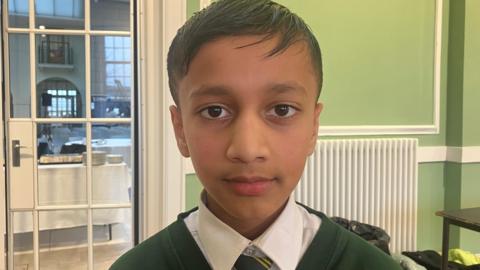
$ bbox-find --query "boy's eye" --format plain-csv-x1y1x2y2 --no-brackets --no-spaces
266,104,297,118
200,106,230,119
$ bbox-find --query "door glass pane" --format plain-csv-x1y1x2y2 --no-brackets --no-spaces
13,211,34,270
35,0,85,30
91,0,130,31
91,123,132,204
8,0,29,28
9,33,31,118
91,36,131,118
36,35,86,118
93,208,132,269
39,210,88,269
37,123,87,206
6,0,135,267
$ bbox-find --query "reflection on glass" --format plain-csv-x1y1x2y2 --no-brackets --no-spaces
92,124,132,204
93,208,132,270
36,35,86,118
91,36,131,118
8,0,29,28
37,123,87,206
35,0,84,30
39,210,88,269
9,33,31,118
13,211,34,270
91,0,130,31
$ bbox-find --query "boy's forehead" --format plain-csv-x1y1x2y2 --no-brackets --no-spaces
197,35,310,60
184,35,314,81
175,35,317,105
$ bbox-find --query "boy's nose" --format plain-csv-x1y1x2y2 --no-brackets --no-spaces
226,114,269,163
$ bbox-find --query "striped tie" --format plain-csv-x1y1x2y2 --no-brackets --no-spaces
233,254,273,270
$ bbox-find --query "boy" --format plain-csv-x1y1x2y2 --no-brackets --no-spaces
111,0,402,269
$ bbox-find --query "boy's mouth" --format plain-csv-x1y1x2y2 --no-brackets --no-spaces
224,176,275,196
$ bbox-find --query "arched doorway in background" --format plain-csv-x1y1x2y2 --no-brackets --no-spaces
36,78,83,118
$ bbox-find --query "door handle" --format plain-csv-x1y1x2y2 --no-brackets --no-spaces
12,140,27,167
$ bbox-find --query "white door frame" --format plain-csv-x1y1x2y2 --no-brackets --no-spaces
1,12,5,268
138,0,187,239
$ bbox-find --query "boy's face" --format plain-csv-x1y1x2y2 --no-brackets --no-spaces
170,35,322,222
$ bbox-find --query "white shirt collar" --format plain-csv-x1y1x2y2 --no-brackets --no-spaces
197,193,304,270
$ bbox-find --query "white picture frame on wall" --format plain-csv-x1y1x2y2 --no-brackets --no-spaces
318,0,443,136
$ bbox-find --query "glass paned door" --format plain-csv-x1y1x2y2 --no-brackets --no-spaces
3,0,135,269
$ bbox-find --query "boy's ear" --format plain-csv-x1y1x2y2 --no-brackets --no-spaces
169,105,191,157
307,102,323,155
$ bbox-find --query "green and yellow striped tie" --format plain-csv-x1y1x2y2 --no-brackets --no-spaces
233,254,273,270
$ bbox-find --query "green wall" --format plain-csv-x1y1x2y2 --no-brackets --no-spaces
187,0,200,18
446,0,465,147
445,0,480,253
417,163,445,251
183,0,480,253
459,164,480,251
186,174,202,210
444,162,462,248
462,0,480,146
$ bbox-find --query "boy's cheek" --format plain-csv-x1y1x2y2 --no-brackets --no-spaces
285,128,317,152
187,134,224,162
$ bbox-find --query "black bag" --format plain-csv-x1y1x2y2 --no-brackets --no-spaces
332,216,392,255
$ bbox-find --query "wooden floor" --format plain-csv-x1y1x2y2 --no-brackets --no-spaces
13,242,131,270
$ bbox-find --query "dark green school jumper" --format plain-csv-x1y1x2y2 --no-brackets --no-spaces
110,204,402,270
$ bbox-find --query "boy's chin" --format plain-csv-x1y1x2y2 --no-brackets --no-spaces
221,197,289,222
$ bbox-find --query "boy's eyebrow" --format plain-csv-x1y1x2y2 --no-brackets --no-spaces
188,82,307,100
188,85,231,100
267,82,307,96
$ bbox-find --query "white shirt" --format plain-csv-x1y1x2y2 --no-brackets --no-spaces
184,193,321,270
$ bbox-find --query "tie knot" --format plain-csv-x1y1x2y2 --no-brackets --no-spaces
234,254,273,270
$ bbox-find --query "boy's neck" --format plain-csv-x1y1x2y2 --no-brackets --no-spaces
205,193,287,240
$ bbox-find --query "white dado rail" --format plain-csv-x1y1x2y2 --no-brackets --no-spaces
417,146,480,163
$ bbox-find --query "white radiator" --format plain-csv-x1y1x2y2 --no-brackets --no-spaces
295,138,418,253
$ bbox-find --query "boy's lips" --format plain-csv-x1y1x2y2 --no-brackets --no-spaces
224,176,275,196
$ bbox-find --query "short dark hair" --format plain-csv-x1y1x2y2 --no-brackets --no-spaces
167,0,323,105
